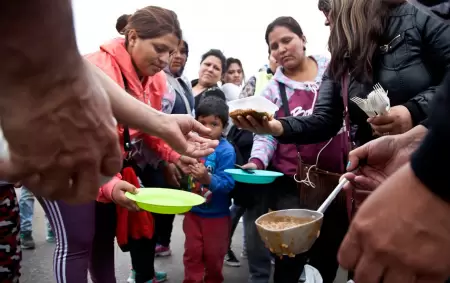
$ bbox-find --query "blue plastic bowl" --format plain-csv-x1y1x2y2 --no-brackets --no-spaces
225,169,284,184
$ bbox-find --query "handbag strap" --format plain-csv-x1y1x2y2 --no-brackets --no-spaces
278,82,302,154
177,78,193,115
341,73,353,152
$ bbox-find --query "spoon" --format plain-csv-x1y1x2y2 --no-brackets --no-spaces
235,164,255,174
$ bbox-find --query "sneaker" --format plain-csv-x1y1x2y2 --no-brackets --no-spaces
155,244,172,257
153,271,168,282
127,270,135,283
240,249,247,259
20,231,35,250
46,229,56,243
224,249,241,267
128,270,167,283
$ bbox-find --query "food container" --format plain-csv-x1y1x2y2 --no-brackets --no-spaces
228,96,279,116
255,209,324,257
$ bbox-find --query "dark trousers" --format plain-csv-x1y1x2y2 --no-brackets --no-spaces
140,164,176,248
128,237,157,282
154,213,175,247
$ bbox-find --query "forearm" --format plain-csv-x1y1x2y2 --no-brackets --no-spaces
87,59,167,137
0,0,82,101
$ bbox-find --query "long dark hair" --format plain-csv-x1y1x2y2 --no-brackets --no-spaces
328,0,390,83
115,6,182,46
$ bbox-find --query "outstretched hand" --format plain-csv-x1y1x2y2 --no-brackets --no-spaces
232,115,284,136
159,114,219,159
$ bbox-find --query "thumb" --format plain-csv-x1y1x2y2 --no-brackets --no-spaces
190,119,211,136
122,183,138,194
346,145,369,171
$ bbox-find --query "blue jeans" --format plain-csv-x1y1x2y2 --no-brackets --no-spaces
19,187,34,233
19,187,52,234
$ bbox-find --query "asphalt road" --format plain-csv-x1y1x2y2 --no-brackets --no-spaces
19,192,249,283
18,189,347,283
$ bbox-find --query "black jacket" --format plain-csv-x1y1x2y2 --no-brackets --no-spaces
412,0,450,201
277,2,450,146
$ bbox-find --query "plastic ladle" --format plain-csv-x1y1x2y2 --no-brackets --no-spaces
317,177,349,214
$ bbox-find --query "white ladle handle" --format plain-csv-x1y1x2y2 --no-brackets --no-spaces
317,178,349,214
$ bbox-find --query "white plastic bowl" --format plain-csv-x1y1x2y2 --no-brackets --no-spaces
255,209,324,256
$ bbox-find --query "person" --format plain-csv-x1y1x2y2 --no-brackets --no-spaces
183,96,236,283
19,186,55,249
0,0,218,204
233,0,450,145
192,49,227,106
222,57,245,87
153,39,194,258
338,0,450,281
241,16,346,283
89,7,193,283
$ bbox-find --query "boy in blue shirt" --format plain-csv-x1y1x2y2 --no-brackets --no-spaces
183,96,236,283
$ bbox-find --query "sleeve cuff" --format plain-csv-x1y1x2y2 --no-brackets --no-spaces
97,175,122,203
249,158,265,170
403,101,424,127
168,151,181,164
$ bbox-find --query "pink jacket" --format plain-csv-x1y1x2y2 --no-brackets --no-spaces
85,38,180,163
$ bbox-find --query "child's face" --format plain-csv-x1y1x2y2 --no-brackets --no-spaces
197,115,224,140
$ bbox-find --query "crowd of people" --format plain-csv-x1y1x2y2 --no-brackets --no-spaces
1,0,450,283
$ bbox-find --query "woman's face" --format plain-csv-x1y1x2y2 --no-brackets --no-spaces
223,62,244,86
198,55,222,87
169,41,188,74
128,31,179,77
268,26,306,70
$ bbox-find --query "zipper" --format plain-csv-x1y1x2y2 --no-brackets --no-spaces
380,34,401,53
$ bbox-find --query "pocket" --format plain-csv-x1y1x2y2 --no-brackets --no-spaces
379,33,409,70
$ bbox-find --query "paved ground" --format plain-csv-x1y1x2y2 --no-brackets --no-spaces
19,192,249,283
18,189,347,283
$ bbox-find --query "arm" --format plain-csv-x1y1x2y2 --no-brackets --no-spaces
0,0,83,103
403,8,450,125
97,174,122,203
411,74,450,202
249,87,279,169
208,150,236,194
276,69,344,144
239,76,257,98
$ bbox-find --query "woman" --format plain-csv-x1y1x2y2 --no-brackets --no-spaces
222,57,245,87
235,0,450,146
152,39,194,258
240,17,348,283
39,6,185,283
192,49,227,106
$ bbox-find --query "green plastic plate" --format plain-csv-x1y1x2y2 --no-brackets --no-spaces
125,188,205,214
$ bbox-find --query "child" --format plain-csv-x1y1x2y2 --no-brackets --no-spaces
183,96,236,283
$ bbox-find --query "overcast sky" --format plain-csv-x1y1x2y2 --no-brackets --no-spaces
72,0,330,80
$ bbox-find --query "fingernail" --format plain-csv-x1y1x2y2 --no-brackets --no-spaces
346,161,351,169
